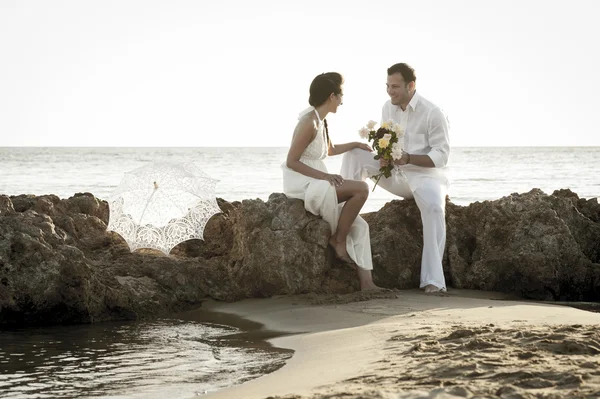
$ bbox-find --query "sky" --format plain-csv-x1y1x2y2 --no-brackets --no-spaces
1,0,599,147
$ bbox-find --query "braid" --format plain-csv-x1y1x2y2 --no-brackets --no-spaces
324,119,331,146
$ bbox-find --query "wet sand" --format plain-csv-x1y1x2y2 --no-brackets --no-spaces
201,289,600,399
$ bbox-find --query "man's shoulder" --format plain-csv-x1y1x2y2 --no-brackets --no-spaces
417,94,447,118
382,99,393,109
416,93,439,110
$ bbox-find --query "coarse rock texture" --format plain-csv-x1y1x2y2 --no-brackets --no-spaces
0,188,598,326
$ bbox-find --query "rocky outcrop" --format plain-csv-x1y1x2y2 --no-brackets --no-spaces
445,189,600,301
364,189,600,301
0,193,354,326
0,189,599,326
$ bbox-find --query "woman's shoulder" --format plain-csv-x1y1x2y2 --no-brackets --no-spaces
296,112,320,132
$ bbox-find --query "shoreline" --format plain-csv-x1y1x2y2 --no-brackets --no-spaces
0,308,295,399
201,289,600,399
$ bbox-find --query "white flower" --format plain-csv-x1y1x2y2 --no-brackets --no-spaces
391,143,404,160
383,133,392,141
392,123,404,137
358,127,369,139
366,120,377,130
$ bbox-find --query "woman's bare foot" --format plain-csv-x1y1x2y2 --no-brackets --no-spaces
357,268,388,291
360,282,389,292
328,236,355,265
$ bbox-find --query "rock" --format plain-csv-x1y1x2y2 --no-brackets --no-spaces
0,192,354,325
443,189,600,300
362,188,600,301
226,193,335,298
362,199,426,289
0,195,14,214
0,188,599,326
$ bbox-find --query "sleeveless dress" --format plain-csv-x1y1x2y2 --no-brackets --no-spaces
281,107,373,271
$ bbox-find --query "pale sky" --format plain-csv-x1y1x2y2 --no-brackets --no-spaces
1,0,599,147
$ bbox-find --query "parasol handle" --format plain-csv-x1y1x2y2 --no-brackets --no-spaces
138,182,158,224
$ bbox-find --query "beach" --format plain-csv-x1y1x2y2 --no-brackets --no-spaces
2,188,599,398
203,289,600,399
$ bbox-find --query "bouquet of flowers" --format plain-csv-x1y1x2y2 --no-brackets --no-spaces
358,119,405,191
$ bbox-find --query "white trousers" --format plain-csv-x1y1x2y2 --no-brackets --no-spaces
341,148,447,290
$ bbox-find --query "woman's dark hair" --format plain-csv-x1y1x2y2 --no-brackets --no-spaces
308,72,344,146
387,63,416,84
308,72,343,107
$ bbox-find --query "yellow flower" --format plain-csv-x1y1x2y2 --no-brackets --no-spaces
381,121,390,129
378,138,389,148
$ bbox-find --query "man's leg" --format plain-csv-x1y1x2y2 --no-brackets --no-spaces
341,149,413,198
341,148,380,180
412,178,447,292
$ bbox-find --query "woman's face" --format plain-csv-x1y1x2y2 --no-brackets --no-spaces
329,87,344,113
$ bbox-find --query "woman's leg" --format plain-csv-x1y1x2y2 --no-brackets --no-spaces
334,180,369,238
356,267,381,290
329,180,369,262
332,179,384,291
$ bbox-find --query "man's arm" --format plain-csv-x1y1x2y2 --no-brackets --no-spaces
424,107,450,167
380,102,389,125
394,107,450,168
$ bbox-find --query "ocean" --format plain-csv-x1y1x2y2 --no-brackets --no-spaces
1,147,598,213
0,311,292,399
0,146,598,398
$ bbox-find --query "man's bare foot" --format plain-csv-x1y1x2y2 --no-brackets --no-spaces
423,284,443,293
328,236,355,265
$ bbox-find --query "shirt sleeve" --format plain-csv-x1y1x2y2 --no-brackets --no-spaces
426,107,450,168
380,102,389,125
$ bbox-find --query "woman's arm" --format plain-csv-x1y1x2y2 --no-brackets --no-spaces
286,119,344,186
328,141,372,156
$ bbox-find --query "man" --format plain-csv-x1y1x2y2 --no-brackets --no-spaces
340,63,450,293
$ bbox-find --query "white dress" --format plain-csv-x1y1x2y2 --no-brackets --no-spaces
282,107,373,271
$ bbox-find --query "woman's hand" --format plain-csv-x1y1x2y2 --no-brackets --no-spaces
379,158,389,168
323,173,344,187
356,142,372,152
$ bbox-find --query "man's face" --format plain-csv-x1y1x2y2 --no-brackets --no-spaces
386,73,410,106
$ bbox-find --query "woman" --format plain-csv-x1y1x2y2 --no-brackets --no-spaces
282,72,380,291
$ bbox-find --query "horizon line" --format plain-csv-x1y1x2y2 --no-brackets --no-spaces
2,145,600,149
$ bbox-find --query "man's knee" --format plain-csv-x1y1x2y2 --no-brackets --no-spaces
415,193,446,217
343,148,357,158
427,203,445,217
350,148,374,162
342,148,363,165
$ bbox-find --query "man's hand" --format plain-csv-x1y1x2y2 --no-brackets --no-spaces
394,152,410,166
356,143,372,152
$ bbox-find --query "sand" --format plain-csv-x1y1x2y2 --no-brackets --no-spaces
201,289,600,399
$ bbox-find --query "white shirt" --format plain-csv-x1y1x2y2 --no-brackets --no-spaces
381,92,451,190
